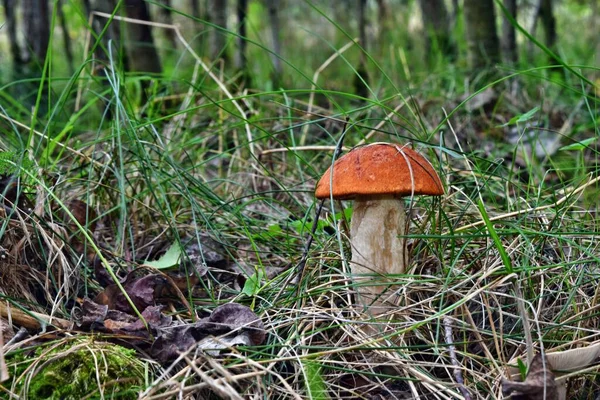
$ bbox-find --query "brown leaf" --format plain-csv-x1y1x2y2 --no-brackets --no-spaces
78,298,109,329
94,272,168,313
54,199,97,260
197,303,266,346
104,305,171,334
125,274,168,310
159,274,200,297
502,354,558,400
183,233,229,270
150,324,198,363
105,309,138,323
151,303,265,363
79,296,171,341
103,318,137,332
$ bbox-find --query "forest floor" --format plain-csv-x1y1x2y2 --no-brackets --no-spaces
1,7,600,398
2,74,600,399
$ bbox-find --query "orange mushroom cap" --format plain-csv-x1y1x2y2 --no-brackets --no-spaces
315,143,444,199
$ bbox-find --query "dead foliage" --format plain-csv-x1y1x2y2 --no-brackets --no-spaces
2,88,600,399
503,354,558,400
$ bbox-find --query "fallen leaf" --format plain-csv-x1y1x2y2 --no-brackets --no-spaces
195,303,266,356
94,272,168,313
151,303,265,363
58,199,97,231
196,303,266,345
144,243,182,269
150,324,198,363
78,298,109,329
79,298,171,340
506,341,600,386
182,233,229,270
106,305,171,334
502,354,558,400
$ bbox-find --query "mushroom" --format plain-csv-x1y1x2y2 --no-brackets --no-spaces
315,143,443,313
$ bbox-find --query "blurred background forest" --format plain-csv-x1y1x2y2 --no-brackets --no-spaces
1,2,600,398
1,0,598,123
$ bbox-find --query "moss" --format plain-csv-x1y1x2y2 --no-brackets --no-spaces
10,338,147,399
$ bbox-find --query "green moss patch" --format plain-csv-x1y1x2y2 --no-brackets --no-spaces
9,337,147,400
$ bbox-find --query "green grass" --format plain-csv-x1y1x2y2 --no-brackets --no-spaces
0,0,599,398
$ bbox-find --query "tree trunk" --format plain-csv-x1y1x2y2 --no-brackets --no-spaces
57,0,75,73
189,0,208,54
3,0,22,67
22,0,51,64
501,0,518,64
354,0,369,98
156,0,178,48
235,0,248,73
87,0,127,70
82,0,91,14
358,0,367,53
593,0,599,81
375,0,387,28
451,0,459,24
529,0,557,64
463,0,500,70
123,0,163,75
190,0,200,18
419,0,455,61
266,0,282,85
539,0,557,53
209,0,228,60
122,0,162,104
81,0,122,116
373,0,388,46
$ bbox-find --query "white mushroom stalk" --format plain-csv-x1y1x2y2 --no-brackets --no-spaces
315,143,444,316
350,194,407,313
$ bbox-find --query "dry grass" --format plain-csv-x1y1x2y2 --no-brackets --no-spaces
1,7,599,399
3,89,600,399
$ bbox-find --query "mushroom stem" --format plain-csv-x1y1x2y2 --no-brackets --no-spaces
350,195,406,314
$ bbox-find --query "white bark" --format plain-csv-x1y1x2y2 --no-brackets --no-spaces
350,195,406,315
